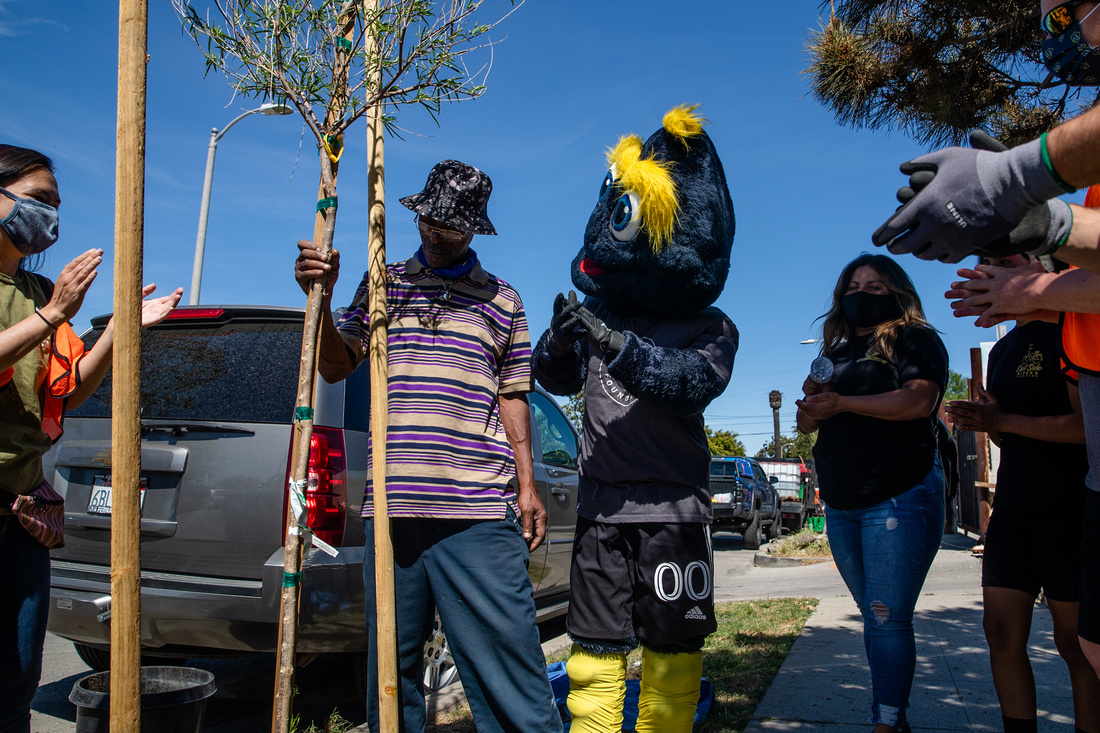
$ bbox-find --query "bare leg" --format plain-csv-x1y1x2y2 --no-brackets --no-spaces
978,487,991,539
1047,599,1100,733
1084,636,1100,681
983,586,1037,719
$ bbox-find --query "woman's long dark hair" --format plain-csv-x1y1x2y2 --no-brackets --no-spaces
0,144,55,273
819,253,932,359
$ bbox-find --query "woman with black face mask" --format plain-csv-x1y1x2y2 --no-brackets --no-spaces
0,144,181,733
795,253,949,733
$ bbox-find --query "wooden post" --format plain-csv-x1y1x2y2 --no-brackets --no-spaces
364,0,398,721
969,347,992,538
111,0,148,729
271,10,356,733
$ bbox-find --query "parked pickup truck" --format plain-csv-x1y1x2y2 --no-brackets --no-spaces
757,458,819,534
709,457,780,550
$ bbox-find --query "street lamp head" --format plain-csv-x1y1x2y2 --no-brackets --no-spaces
769,390,782,410
259,101,294,116
800,339,822,344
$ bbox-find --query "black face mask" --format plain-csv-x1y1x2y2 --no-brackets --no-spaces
842,292,901,329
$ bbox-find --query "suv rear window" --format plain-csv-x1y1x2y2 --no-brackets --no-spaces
69,322,302,424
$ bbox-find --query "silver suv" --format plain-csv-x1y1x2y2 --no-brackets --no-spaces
44,305,579,692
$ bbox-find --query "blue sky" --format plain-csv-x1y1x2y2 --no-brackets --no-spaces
1,1,1075,453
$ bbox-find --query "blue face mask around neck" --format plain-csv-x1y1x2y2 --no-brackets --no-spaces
1042,5,1100,85
0,187,59,256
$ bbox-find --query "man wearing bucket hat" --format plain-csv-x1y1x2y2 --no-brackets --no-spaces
295,160,562,733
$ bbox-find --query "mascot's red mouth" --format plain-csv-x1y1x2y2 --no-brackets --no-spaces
579,258,606,276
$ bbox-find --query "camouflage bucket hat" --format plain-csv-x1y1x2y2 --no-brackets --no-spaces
399,159,497,235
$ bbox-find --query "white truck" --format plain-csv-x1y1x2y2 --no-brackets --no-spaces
757,458,819,534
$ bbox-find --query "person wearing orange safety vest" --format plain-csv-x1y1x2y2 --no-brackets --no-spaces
1061,186,1100,381
0,144,182,733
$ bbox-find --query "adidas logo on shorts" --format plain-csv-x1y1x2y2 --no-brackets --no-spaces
684,606,707,621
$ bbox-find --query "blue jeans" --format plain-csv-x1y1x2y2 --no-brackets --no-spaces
361,511,562,733
0,516,50,733
825,462,945,730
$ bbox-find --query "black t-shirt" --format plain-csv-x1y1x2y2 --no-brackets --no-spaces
987,321,1089,512
813,326,948,510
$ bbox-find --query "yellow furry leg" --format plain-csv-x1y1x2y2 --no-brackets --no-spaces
565,645,627,733
635,648,702,733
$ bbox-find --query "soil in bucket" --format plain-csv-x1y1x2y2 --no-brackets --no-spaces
69,666,216,733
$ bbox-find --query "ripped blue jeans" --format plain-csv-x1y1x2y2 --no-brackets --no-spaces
825,461,944,730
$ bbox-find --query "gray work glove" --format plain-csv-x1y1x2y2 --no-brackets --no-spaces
547,291,585,357
565,304,625,357
872,131,1071,263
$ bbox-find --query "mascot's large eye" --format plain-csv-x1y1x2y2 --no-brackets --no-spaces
609,191,642,242
599,172,613,201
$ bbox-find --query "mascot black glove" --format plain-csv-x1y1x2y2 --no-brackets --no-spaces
872,130,1072,263
548,291,586,357
567,305,625,357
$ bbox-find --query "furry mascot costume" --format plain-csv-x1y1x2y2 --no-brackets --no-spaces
532,105,738,732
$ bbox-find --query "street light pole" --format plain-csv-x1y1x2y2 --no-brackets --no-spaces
769,390,783,459
189,102,293,305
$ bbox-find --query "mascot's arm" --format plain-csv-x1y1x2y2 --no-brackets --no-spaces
532,329,586,395
606,323,737,418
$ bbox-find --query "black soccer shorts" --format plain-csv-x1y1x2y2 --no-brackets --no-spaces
565,517,717,654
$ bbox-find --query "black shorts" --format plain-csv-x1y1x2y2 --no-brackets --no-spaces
1080,491,1100,644
565,517,717,654
982,504,1083,602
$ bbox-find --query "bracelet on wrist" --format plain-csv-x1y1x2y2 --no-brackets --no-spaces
35,310,59,330
1040,132,1077,194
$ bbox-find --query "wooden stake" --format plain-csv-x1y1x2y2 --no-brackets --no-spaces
271,10,356,733
969,347,992,537
111,0,147,729
364,0,398,721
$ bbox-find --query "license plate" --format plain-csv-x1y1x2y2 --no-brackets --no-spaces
87,475,147,516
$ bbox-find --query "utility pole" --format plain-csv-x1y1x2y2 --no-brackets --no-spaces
769,390,783,459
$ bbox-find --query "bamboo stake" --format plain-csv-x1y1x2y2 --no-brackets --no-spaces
271,10,356,733
363,0,398,722
111,0,147,729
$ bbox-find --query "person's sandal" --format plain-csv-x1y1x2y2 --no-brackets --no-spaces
971,533,986,556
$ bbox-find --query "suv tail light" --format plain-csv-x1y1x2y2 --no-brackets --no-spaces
284,426,348,546
164,307,225,320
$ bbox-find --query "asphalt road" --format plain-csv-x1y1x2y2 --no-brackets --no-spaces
30,530,975,732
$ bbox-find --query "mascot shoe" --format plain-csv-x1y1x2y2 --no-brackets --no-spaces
636,648,702,733
565,645,627,733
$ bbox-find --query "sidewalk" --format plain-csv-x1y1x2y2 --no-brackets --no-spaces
743,534,1077,732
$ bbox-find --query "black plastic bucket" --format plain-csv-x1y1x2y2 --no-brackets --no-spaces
69,666,216,733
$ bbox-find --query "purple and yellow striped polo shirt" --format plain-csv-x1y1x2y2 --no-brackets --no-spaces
336,255,533,519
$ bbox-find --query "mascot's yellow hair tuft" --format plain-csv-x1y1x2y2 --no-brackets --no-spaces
662,104,706,146
606,134,678,252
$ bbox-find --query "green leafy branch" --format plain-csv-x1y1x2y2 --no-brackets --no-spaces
174,0,521,144
804,0,1096,147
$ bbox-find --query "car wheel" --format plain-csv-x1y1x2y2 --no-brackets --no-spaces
423,612,460,693
351,611,462,702
73,643,173,672
743,508,762,550
74,643,111,672
767,511,782,541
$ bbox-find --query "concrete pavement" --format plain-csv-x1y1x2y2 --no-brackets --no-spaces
742,533,1078,732
31,532,1081,731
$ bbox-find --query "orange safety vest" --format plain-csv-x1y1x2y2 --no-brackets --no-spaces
0,322,86,443
1062,185,1100,376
